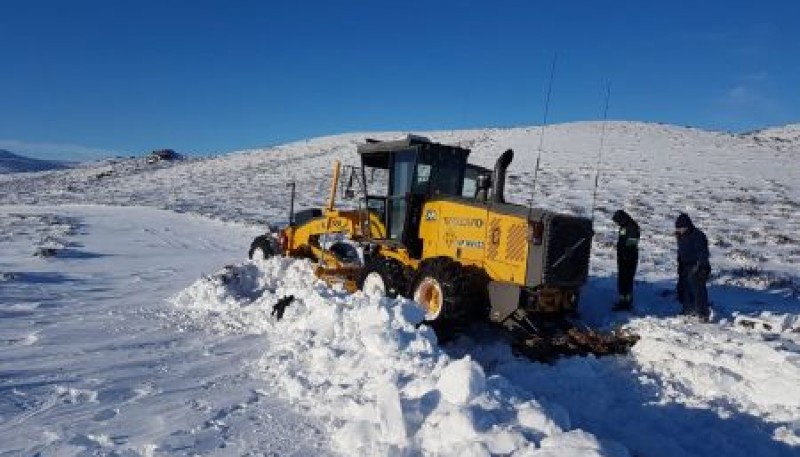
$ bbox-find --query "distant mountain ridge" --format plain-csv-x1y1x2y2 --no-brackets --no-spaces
0,149,71,174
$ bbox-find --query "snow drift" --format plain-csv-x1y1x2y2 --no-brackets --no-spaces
172,257,631,456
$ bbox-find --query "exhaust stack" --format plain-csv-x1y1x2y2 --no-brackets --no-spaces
492,149,514,203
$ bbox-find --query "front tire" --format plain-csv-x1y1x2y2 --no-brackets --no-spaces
248,235,277,260
357,257,410,298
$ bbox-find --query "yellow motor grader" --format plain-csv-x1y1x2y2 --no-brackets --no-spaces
249,135,637,361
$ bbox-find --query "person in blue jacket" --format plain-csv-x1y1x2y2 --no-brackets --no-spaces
674,213,711,321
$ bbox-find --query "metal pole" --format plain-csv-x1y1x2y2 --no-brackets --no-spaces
287,182,295,226
529,53,558,216
591,81,612,223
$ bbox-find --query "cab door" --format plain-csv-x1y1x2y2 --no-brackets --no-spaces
387,149,416,241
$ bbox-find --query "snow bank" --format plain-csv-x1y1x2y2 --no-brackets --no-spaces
171,257,625,456
632,318,800,415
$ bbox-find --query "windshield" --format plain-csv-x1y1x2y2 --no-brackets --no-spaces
415,147,466,196
364,167,389,197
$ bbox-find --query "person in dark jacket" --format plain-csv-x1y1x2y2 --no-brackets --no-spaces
675,213,711,321
612,210,639,311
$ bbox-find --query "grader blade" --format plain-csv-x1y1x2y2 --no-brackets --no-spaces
314,265,361,294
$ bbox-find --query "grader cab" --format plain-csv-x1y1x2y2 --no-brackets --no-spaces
249,136,638,361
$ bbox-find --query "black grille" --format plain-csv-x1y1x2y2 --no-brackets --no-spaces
544,216,593,286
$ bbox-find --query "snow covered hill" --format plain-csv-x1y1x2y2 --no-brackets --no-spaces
1,121,799,456
745,124,800,153
0,149,71,174
747,123,800,142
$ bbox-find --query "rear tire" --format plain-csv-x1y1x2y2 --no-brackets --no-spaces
357,257,410,298
248,235,277,260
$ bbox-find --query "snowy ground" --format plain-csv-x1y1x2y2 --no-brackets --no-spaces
0,206,330,455
1,122,799,456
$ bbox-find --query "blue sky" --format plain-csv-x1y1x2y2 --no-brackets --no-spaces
2,0,799,160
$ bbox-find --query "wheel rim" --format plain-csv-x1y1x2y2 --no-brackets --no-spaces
414,277,443,320
362,272,386,297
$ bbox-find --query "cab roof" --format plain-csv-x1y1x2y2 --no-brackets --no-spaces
357,135,471,169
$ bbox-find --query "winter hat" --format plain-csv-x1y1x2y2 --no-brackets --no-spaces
612,210,630,225
675,213,693,229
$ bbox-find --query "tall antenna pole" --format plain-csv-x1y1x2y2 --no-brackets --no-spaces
591,80,612,223
529,53,558,211
287,181,296,226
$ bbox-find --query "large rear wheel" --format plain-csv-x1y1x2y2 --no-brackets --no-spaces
409,258,486,326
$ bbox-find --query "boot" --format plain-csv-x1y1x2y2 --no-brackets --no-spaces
612,295,633,311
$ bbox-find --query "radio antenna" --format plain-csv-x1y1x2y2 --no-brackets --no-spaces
529,53,558,213
590,80,612,223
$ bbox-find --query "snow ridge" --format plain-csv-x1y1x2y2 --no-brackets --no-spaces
172,257,630,456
